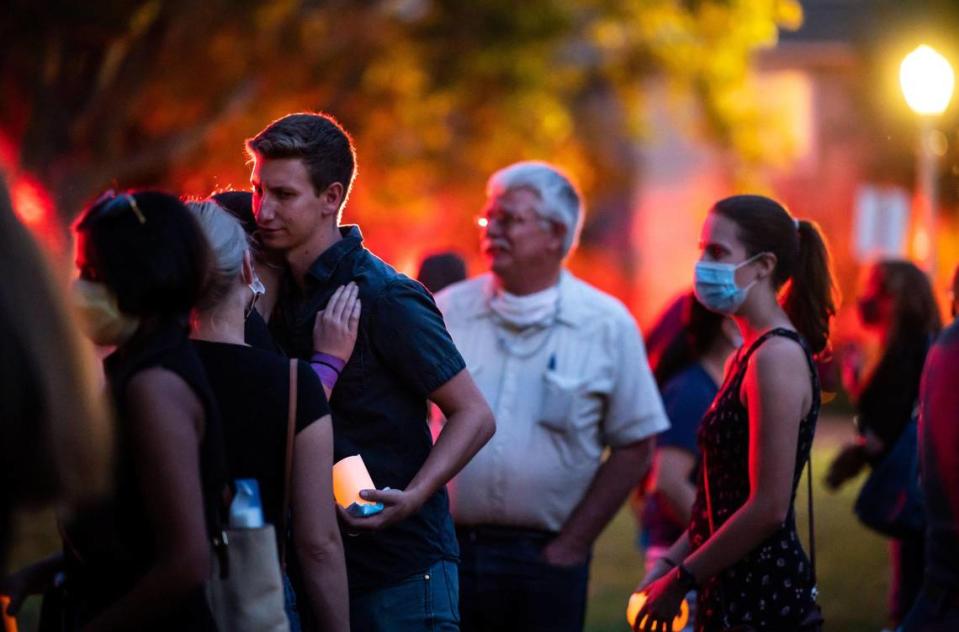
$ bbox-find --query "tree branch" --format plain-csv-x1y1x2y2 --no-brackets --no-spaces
55,78,258,214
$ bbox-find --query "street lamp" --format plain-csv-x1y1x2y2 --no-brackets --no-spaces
900,44,955,275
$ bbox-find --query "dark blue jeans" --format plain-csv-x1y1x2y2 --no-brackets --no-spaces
282,572,302,632
457,525,590,632
899,581,959,632
890,535,925,625
350,559,460,632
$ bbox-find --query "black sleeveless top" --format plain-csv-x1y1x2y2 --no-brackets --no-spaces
688,328,819,631
63,320,221,631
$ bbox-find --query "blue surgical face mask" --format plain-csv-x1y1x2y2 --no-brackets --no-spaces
693,253,764,315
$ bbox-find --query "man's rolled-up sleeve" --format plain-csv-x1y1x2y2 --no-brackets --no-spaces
370,279,467,398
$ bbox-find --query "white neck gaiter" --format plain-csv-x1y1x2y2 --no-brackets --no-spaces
489,284,560,330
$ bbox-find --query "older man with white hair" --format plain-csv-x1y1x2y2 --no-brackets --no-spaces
435,161,669,632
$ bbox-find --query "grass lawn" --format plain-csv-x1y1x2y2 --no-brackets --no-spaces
5,414,892,631
586,413,891,632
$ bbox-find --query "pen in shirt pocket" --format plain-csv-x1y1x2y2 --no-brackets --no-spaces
548,354,556,370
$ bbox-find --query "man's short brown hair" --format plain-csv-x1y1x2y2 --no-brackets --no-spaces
246,112,357,211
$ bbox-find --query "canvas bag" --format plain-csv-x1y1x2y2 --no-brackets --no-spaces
204,359,298,632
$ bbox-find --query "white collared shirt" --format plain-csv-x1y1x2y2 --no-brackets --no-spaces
436,271,669,532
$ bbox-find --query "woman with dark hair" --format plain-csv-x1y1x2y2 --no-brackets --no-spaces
650,294,731,388
827,259,940,629
211,189,283,352
635,194,837,632
6,191,220,631
72,190,222,630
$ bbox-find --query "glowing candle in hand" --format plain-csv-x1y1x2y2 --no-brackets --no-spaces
332,455,377,508
626,591,689,632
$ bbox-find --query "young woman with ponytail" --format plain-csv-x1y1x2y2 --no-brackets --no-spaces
634,195,838,632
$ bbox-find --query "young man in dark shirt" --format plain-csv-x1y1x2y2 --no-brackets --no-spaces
246,112,495,631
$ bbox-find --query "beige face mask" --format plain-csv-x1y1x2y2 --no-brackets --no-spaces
72,279,141,346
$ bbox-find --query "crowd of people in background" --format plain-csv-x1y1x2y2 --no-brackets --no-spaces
0,109,957,632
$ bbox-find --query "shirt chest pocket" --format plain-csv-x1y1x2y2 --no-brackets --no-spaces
539,371,598,468
539,371,587,432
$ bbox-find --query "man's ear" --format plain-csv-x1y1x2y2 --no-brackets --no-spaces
318,182,346,217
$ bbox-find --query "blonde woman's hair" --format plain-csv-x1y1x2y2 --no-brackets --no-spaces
187,199,250,312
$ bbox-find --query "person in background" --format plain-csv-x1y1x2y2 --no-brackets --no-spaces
626,291,693,558
437,161,668,632
826,260,940,629
0,174,110,575
248,111,495,631
900,264,959,631
187,200,351,631
417,251,468,295
6,191,219,631
638,295,739,631
416,251,469,441
645,292,696,387
636,195,836,632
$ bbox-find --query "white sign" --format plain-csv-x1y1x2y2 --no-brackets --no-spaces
853,184,909,262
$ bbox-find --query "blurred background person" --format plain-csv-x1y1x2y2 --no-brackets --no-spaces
0,173,110,571
636,195,836,632
438,161,668,632
417,251,469,442
636,294,739,631
900,263,959,630
644,292,695,387
6,191,219,631
188,199,353,631
826,259,941,630
417,251,467,295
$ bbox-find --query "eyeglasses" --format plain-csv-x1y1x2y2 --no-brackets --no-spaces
90,191,147,225
476,209,551,231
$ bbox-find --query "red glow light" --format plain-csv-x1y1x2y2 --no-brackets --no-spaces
12,176,51,226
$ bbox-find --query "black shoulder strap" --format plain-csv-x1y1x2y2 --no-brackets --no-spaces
278,359,298,568
807,446,816,582
738,327,799,366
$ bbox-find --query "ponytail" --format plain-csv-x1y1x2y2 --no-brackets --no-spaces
782,219,839,355
712,195,839,356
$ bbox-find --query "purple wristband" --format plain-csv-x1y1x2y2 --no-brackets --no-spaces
310,352,347,371
311,363,339,390
310,352,347,390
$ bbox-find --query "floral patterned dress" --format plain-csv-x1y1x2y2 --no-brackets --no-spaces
688,328,819,631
